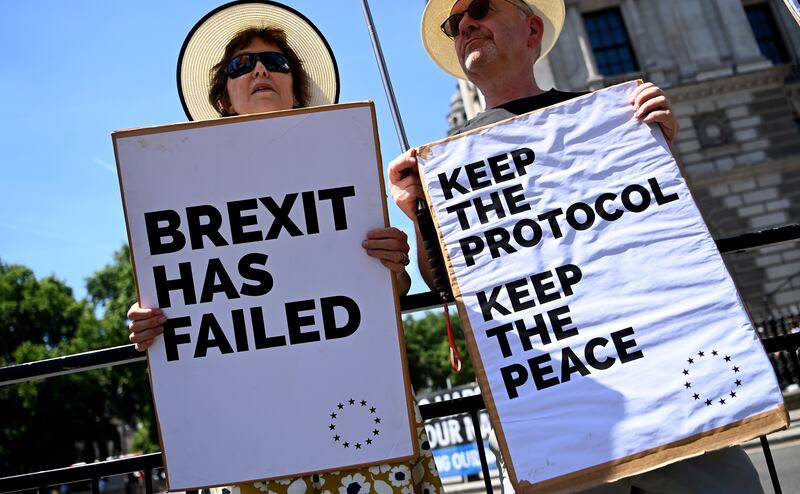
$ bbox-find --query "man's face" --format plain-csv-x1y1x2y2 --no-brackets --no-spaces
449,0,541,75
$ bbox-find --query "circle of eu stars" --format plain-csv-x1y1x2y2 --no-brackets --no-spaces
328,398,381,451
682,350,743,408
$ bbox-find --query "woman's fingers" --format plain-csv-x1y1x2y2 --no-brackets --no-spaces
363,228,410,273
127,303,165,352
367,251,408,274
363,228,409,250
129,313,167,334
128,303,162,321
363,230,409,253
134,340,155,352
364,239,410,253
129,325,164,344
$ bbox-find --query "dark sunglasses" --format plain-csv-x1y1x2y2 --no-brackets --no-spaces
226,51,291,79
440,0,491,38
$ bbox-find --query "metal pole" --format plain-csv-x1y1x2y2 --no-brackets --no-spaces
358,0,452,298
470,408,494,493
144,469,153,494
360,0,410,152
759,436,783,494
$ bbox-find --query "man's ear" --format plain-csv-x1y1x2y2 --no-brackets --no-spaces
527,14,545,49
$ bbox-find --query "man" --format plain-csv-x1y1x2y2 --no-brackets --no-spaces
391,0,677,289
389,0,764,492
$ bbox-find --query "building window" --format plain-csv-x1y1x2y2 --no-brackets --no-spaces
583,8,639,77
745,3,790,65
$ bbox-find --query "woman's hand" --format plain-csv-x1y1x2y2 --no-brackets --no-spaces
629,82,678,144
127,302,166,352
363,227,412,294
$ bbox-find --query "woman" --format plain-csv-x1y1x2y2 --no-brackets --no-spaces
129,2,443,493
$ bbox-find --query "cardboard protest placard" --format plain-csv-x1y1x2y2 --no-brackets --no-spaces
416,82,789,493
113,102,417,490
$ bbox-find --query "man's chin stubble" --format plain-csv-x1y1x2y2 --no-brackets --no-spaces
464,49,496,72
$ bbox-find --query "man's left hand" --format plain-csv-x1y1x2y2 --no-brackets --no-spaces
629,82,678,144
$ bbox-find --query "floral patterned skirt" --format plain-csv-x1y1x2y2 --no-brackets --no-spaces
207,405,442,494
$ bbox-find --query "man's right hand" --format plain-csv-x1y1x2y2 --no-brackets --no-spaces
388,148,424,221
388,147,440,290
127,303,165,352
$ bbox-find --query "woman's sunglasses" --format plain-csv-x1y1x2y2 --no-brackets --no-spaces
226,51,291,79
440,0,492,38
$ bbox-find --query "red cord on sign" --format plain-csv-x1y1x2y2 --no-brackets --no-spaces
444,303,462,372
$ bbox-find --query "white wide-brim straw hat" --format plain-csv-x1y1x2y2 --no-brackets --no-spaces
421,0,565,79
177,0,340,121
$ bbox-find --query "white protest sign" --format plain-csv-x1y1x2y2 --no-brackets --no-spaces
416,82,788,493
113,103,417,490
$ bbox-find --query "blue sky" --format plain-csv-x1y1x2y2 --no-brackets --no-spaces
0,1,459,298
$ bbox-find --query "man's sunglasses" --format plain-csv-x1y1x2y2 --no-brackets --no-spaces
226,51,291,79
440,0,492,37
440,0,532,38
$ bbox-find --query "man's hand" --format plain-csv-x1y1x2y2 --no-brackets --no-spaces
127,303,165,352
388,148,424,221
363,227,412,294
388,148,437,290
629,82,678,144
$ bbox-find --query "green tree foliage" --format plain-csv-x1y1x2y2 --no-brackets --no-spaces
402,310,475,392
0,250,157,477
84,245,159,454
86,245,136,336
0,263,84,364
0,260,107,474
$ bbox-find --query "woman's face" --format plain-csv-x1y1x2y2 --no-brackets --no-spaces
225,38,296,115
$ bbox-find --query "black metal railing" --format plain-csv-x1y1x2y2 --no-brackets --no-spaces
1,225,799,494
758,316,800,393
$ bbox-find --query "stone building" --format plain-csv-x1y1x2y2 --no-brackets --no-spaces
447,0,800,316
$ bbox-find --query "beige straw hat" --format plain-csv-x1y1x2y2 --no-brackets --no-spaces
421,0,565,79
177,0,339,121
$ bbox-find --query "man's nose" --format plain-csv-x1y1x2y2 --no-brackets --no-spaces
457,11,481,36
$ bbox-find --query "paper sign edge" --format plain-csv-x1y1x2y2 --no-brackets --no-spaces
514,405,788,494
366,101,422,462
111,101,376,138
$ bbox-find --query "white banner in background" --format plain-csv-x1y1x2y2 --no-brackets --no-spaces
113,103,416,490
417,82,788,492
417,384,496,478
